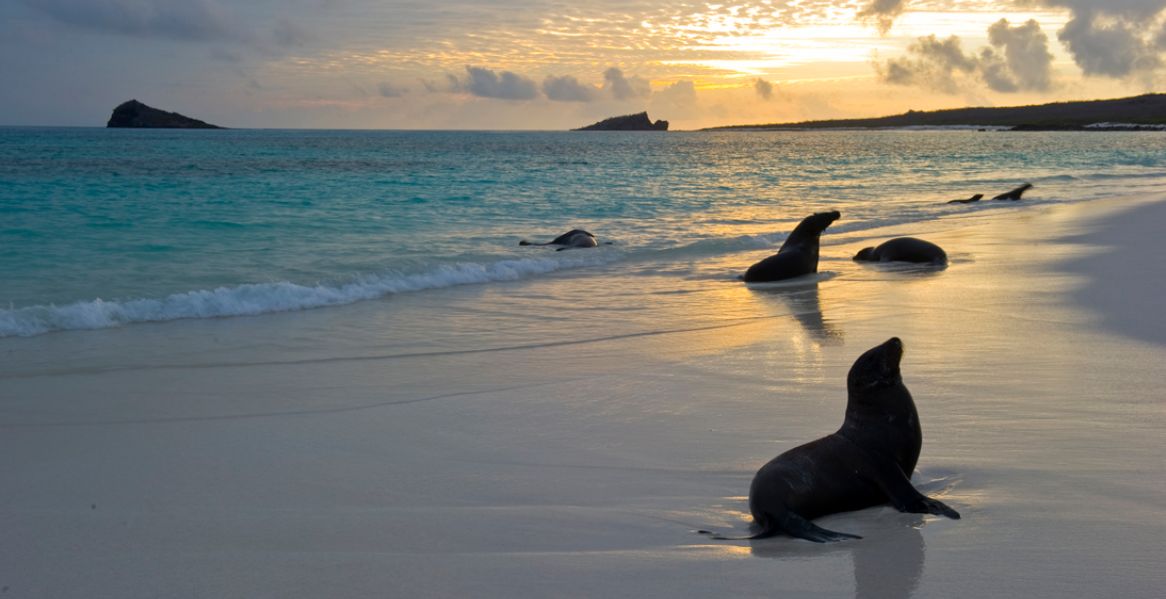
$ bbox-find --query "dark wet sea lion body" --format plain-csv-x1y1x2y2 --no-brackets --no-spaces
853,238,947,265
992,183,1032,201
742,211,841,283
519,229,604,250
740,338,960,542
947,193,983,204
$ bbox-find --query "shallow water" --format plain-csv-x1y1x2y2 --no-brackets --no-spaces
3,127,1166,336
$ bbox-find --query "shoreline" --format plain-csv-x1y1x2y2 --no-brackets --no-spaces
1,192,1164,598
1055,197,1166,346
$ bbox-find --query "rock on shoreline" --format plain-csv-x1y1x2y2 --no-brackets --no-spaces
573,112,668,131
107,100,223,129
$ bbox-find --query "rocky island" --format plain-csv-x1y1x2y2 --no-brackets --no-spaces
707,94,1166,131
107,99,223,129
573,112,668,131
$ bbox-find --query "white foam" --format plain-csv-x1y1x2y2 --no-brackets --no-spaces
0,253,619,338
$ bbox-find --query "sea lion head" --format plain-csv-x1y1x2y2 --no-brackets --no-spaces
785,210,841,246
801,210,841,233
847,337,904,395
853,247,876,261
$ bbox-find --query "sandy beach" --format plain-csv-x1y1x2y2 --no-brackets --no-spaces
2,194,1164,598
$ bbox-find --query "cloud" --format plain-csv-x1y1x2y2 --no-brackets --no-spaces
460,66,538,100
542,75,600,102
655,80,697,105
1033,1,1166,78
877,34,976,93
858,1,1166,81
209,48,242,63
1057,12,1161,77
985,19,1054,91
857,0,907,35
378,82,407,98
1035,0,1164,20
603,67,650,100
272,18,311,48
420,74,461,94
754,78,775,100
648,80,700,122
20,0,243,42
876,19,1054,93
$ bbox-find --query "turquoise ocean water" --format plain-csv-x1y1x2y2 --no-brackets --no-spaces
2,127,1165,338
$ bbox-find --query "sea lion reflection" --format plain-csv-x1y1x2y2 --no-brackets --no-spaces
750,514,926,599
749,281,842,342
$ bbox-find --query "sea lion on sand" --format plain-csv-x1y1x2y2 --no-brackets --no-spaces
947,194,983,204
705,338,960,542
741,211,840,283
992,183,1032,201
853,238,947,265
519,229,609,250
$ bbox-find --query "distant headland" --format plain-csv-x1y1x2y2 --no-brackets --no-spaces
107,100,223,129
706,94,1166,132
574,112,668,131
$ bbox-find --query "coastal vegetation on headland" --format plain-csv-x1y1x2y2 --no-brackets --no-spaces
706,94,1166,132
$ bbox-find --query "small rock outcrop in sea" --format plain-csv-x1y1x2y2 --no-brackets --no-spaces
573,112,668,131
106,99,223,129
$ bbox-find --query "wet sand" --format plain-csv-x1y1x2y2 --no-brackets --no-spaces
1,195,1164,598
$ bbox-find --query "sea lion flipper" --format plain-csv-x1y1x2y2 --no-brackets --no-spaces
858,451,961,520
889,482,960,520
910,496,961,520
775,511,862,543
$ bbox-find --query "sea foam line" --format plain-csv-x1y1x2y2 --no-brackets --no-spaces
0,253,618,338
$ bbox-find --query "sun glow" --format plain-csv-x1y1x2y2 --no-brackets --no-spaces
654,5,1073,82
663,22,897,78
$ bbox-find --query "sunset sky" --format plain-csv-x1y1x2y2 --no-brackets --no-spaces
2,1,1164,129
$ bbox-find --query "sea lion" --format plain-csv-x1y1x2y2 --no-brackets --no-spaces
707,338,960,542
519,229,609,251
741,211,841,283
853,238,947,265
947,193,983,204
992,183,1032,200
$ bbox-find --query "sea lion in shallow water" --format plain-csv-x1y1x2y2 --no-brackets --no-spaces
706,338,960,542
947,193,983,204
741,211,840,283
854,238,947,265
519,229,608,250
992,183,1032,201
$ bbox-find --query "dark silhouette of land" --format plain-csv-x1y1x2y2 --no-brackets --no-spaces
574,112,668,131
707,94,1166,131
107,100,223,129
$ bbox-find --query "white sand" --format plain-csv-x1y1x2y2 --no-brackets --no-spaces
2,196,1164,598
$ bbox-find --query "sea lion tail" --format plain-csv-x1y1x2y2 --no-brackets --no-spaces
695,526,779,541
698,511,862,543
